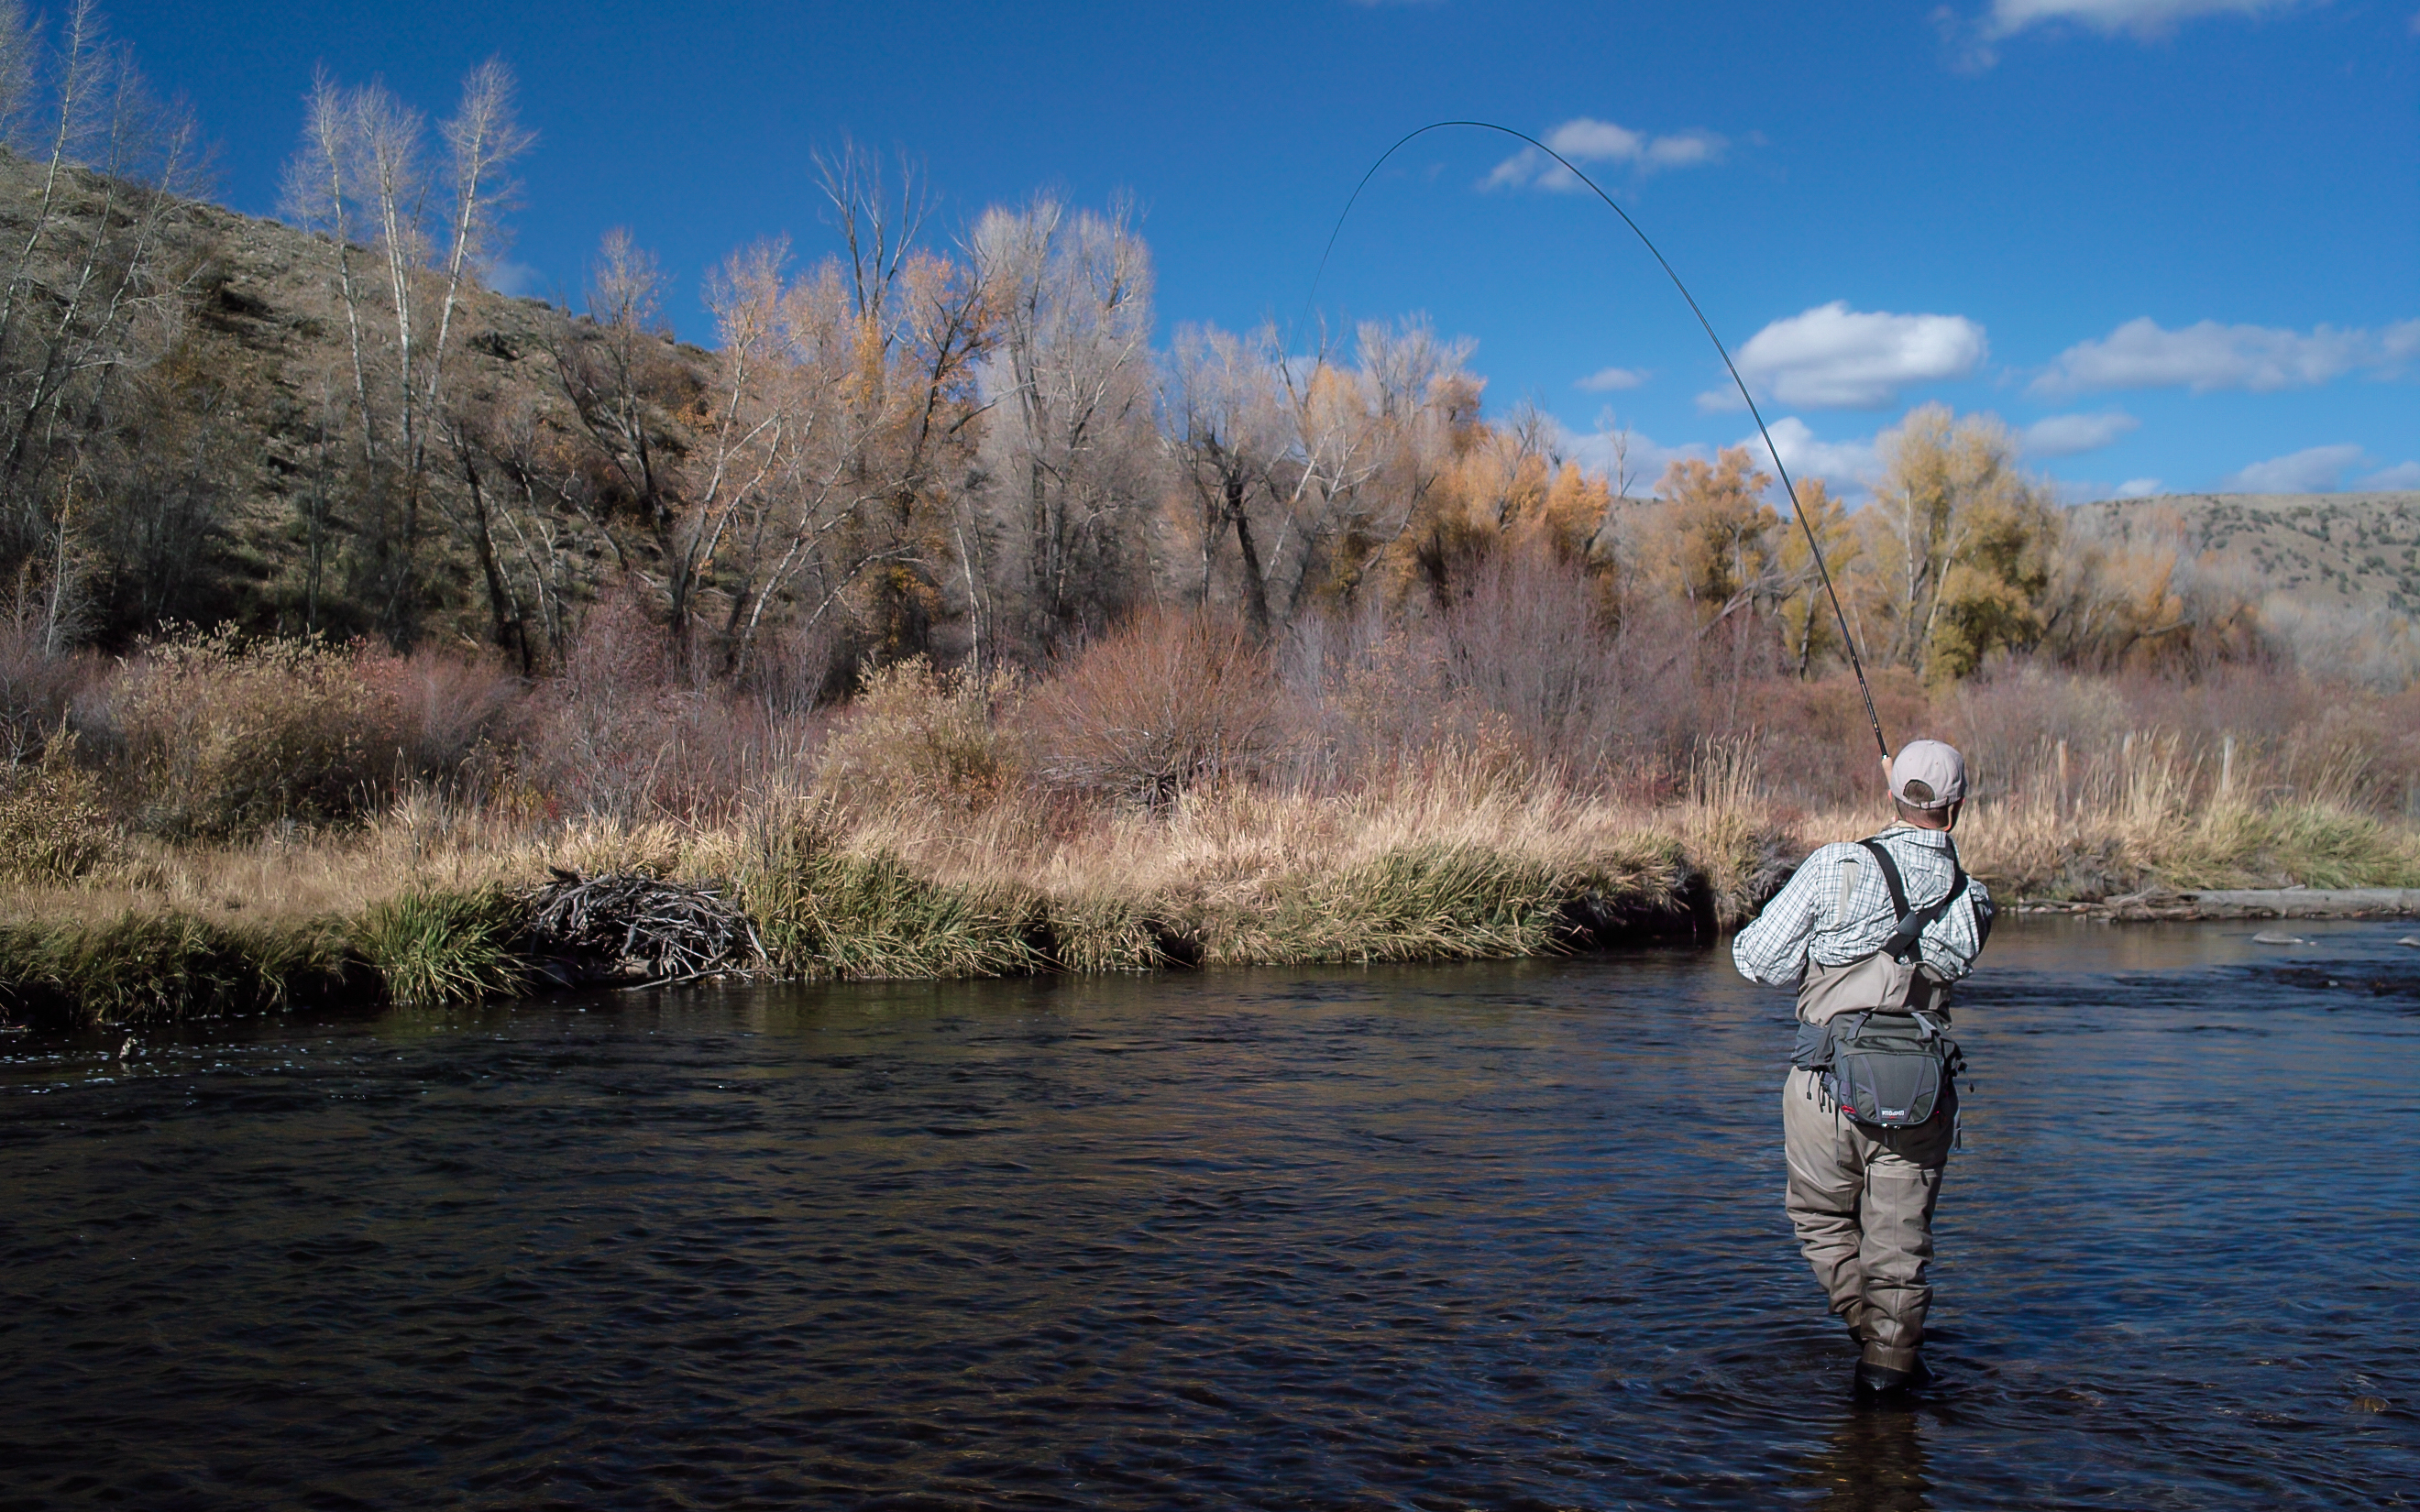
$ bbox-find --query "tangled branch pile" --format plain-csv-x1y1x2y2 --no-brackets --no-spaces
524,869,762,984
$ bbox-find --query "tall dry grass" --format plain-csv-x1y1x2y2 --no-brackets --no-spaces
11,597,2420,1028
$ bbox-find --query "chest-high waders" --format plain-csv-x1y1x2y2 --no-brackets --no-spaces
1790,839,1969,1132
1778,836,1975,1385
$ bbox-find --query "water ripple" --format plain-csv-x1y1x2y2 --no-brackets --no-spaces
0,923,2414,1507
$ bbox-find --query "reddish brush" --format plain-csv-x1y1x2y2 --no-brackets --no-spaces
1027,607,1285,805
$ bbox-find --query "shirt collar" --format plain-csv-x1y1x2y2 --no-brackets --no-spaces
1877,822,1957,849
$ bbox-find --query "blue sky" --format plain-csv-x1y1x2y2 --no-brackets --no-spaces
111,0,2418,501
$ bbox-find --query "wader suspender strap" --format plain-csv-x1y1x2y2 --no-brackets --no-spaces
1857,838,1968,966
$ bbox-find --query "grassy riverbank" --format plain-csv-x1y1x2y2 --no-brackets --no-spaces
11,613,2420,1032
10,731,2420,1032
0,761,1732,1030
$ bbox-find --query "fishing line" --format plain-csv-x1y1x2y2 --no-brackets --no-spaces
1301,120,1890,762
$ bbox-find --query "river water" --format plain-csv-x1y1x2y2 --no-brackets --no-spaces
2,919,2414,1509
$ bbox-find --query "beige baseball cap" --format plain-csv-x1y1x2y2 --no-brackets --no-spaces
1890,739,1967,809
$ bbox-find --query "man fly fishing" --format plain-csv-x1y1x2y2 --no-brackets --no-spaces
1316,124,1994,1397
1732,740,1994,1398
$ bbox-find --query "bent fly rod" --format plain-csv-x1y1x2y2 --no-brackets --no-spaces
1304,120,1890,762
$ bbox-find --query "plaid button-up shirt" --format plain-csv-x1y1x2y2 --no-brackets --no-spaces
1732,824,1994,988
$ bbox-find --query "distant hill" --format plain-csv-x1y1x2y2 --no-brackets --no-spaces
0,145,699,652
2072,492,2420,617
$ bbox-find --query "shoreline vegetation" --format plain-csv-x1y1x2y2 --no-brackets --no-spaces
10,609,2420,1034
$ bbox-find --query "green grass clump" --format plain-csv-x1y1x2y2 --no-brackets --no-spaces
0,912,353,1029
1046,892,1191,972
2146,801,2420,892
358,888,530,1005
744,847,1049,981
1203,843,1568,967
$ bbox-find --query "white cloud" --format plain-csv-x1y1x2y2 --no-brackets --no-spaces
1744,416,1879,488
2032,316,2416,397
2221,443,2366,492
1576,366,1649,392
1561,413,1881,499
2116,477,2163,498
2022,410,2140,457
1484,116,1727,192
482,257,544,298
2360,461,2420,490
1710,301,1988,411
1985,0,2301,39
1558,416,1706,494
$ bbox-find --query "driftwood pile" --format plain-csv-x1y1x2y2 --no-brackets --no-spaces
523,868,764,987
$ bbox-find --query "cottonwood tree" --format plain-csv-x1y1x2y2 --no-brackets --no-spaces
1854,403,2055,681
969,193,1157,652
541,149,991,678
1392,400,1604,602
1775,476,1859,676
1648,446,1781,628
537,230,698,657
543,226,684,577
458,389,601,668
1162,318,1470,638
1161,321,1287,626
2035,503,2265,674
744,144,990,676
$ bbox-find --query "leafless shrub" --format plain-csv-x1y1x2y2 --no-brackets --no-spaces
1026,607,1283,805
0,729,112,881
512,585,822,822
0,610,102,762
740,615,846,718
104,626,392,838
369,645,522,774
816,655,1024,814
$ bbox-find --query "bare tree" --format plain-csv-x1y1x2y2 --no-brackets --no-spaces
423,60,533,445
969,192,1157,651
278,58,534,641
1160,318,1467,638
0,0,202,652
1161,321,1286,630
546,227,678,567
718,149,990,678
280,70,377,466
542,171,992,682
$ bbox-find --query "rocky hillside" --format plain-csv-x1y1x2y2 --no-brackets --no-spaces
2074,491,2420,617
0,144,695,655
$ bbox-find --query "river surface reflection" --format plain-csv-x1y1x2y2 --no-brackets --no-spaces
3,918,2414,1508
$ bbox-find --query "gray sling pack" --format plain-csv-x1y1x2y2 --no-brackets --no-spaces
1791,838,1969,1129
